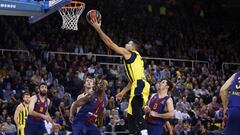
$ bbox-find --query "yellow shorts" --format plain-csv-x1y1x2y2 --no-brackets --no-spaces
18,125,25,135
128,79,150,115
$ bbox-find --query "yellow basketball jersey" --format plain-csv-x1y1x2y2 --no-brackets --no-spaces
123,50,146,82
18,103,28,127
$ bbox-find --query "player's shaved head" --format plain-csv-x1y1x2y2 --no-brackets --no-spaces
125,40,141,51
131,40,141,51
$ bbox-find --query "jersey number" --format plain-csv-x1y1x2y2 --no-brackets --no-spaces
235,77,240,89
153,103,158,110
39,107,44,113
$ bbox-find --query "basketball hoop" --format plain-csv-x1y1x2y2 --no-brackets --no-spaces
59,0,85,30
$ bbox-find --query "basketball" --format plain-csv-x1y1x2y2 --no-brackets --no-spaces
86,10,101,23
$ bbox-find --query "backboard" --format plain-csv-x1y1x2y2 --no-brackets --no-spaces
0,0,71,23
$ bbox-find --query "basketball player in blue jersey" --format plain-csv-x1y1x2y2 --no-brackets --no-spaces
71,78,107,135
89,17,150,135
70,75,95,123
220,72,240,135
25,83,60,135
144,79,174,135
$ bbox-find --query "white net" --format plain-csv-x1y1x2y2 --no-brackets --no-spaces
59,4,85,31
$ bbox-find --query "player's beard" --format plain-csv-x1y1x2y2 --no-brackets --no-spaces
24,101,30,105
40,91,47,96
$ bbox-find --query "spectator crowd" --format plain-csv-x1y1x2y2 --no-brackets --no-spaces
0,50,230,134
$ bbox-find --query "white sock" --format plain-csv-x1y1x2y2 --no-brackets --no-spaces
140,129,148,135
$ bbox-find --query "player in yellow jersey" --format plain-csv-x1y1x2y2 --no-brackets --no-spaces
14,92,31,135
89,18,150,135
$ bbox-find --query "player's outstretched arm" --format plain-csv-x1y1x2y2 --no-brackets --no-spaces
69,94,85,122
70,101,78,118
46,110,60,128
116,82,132,101
220,73,235,115
150,98,174,119
71,92,94,114
70,92,94,122
45,99,61,128
45,99,54,123
89,18,131,59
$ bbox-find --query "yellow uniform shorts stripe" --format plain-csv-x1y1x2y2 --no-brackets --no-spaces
18,125,25,135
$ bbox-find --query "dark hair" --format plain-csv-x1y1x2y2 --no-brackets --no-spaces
38,83,47,88
131,39,141,51
166,79,173,91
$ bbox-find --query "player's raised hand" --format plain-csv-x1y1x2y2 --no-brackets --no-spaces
86,10,101,28
90,17,101,29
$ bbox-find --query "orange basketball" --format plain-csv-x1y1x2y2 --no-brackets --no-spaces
86,10,101,23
